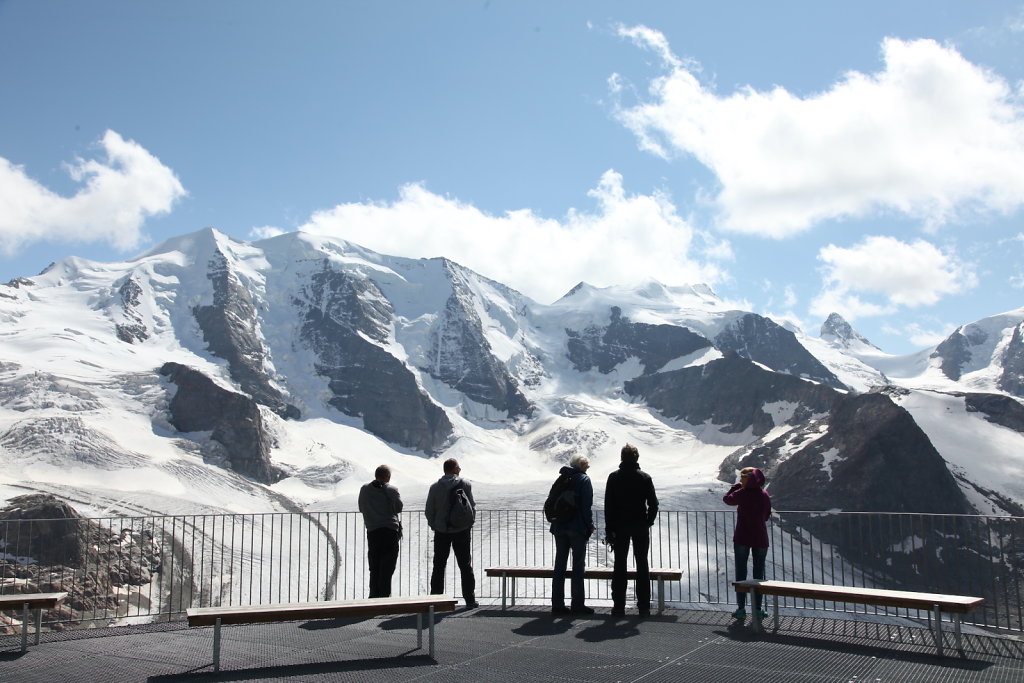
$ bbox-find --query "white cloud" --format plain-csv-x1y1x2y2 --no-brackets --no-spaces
0,130,186,255
613,28,1024,237
882,321,953,348
297,170,727,304
250,225,286,240
811,235,976,319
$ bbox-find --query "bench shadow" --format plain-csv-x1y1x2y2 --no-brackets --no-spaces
147,651,434,682
375,611,455,631
298,616,373,630
713,628,995,672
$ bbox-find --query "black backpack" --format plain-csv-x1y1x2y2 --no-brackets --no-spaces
446,479,475,529
544,473,577,524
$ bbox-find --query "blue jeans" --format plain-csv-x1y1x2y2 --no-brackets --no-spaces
552,530,588,608
734,543,768,609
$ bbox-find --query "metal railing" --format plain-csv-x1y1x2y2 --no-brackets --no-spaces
1,509,1021,633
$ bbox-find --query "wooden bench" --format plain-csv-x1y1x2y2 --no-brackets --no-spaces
485,566,682,613
0,592,68,653
186,594,457,672
734,579,985,657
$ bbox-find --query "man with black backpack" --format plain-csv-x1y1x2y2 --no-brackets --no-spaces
546,454,595,615
425,458,477,608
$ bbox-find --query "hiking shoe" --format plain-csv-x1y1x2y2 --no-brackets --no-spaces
731,607,746,620
464,600,479,609
551,605,571,614
610,607,625,617
570,605,595,615
756,609,769,620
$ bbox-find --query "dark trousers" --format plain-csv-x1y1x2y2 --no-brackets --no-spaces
430,528,476,601
734,543,768,609
552,531,588,608
611,527,650,610
366,527,400,598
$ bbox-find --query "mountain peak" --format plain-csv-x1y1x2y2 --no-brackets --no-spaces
820,312,879,351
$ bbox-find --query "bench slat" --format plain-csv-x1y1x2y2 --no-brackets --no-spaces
733,580,984,613
485,566,682,580
186,595,458,627
0,592,68,610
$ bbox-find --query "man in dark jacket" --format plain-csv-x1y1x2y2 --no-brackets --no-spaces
549,454,596,615
424,458,477,608
357,464,403,598
604,443,659,617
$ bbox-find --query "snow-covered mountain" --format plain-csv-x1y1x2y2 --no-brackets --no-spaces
2,228,1023,521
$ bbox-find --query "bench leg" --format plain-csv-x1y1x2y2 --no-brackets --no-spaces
751,589,763,635
955,614,964,656
933,604,943,658
417,612,423,650
34,607,42,646
511,577,517,608
657,578,665,613
213,616,222,673
428,605,435,660
20,602,29,653
772,595,779,634
501,573,507,611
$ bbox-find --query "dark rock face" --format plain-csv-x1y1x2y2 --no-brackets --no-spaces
0,494,161,630
159,362,282,484
298,265,453,454
965,392,1024,432
932,326,981,381
428,264,532,417
114,276,149,344
998,324,1024,398
566,306,712,375
626,352,839,437
715,313,846,389
723,392,971,515
193,249,299,419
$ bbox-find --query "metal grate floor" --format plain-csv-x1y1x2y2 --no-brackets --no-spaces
2,604,1023,682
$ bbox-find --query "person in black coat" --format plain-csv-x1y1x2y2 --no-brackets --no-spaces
604,444,659,617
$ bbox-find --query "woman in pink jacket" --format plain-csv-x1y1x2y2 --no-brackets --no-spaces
723,467,771,620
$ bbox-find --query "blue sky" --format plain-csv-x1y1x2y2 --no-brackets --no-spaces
2,1,1023,354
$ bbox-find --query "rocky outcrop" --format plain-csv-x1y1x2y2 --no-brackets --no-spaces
998,324,1024,398
193,249,299,419
932,326,977,381
715,313,846,389
566,306,712,375
625,352,839,437
114,276,149,344
0,494,161,630
728,392,971,515
428,263,532,417
159,362,282,484
298,265,453,454
964,392,1024,433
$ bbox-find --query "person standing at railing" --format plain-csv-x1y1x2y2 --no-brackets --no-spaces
425,458,478,609
548,454,596,615
358,464,404,598
605,443,659,618
724,466,772,621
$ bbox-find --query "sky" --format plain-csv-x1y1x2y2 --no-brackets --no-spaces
1,1,1023,355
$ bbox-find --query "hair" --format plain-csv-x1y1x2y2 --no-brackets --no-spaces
620,443,639,463
374,464,391,481
569,454,589,470
443,458,460,474
739,467,755,476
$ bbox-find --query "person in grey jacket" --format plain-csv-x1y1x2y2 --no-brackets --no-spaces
424,458,477,608
358,464,403,598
